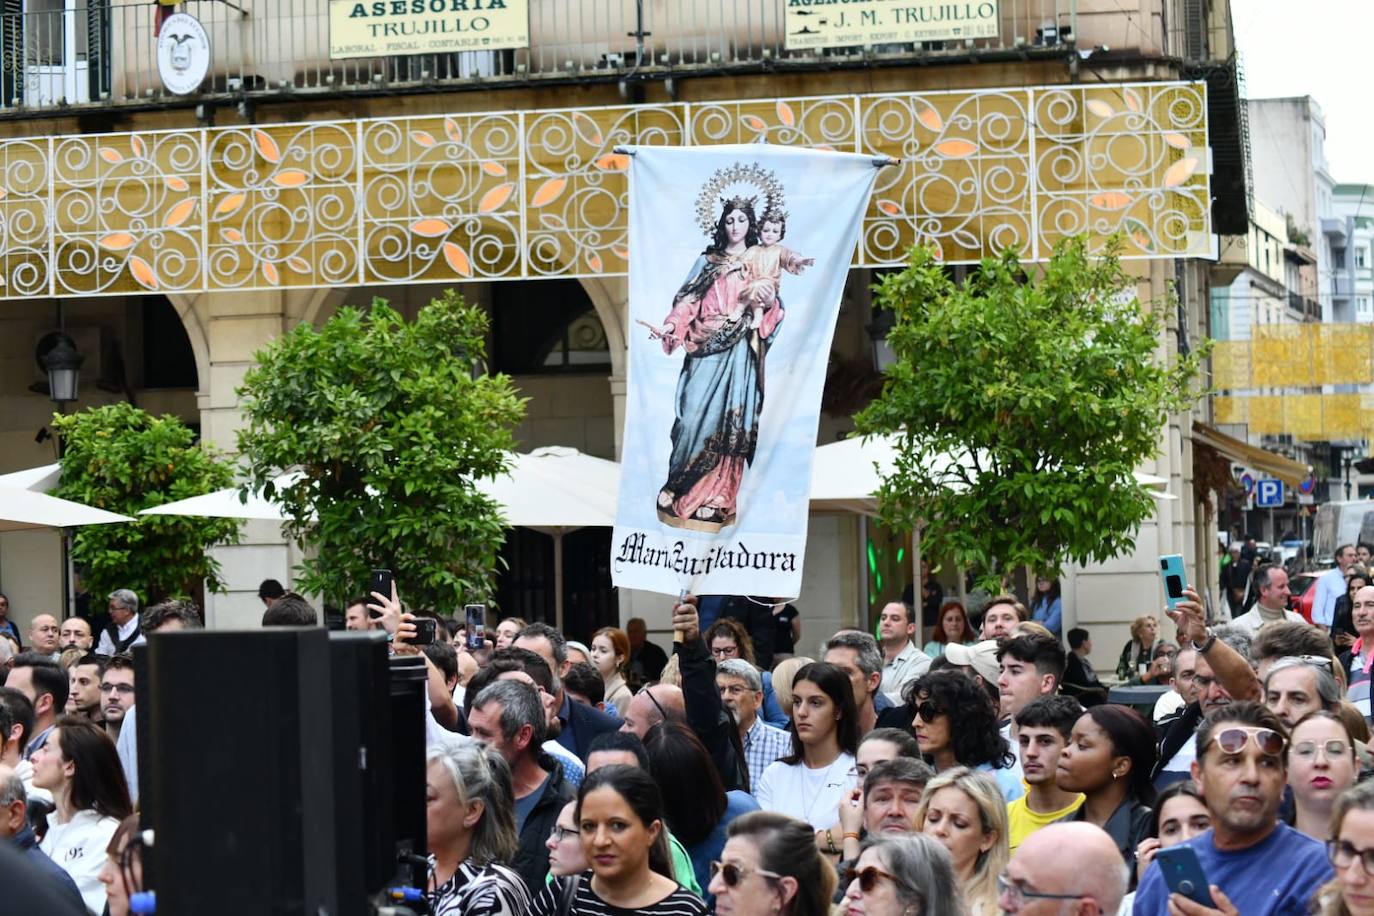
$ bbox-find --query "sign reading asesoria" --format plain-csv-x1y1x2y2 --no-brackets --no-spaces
329,0,528,60
612,146,878,597
785,0,999,50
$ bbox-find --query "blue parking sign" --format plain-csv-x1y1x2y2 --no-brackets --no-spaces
1256,479,1284,508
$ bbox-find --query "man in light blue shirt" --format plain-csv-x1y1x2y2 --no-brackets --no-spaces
1313,543,1357,630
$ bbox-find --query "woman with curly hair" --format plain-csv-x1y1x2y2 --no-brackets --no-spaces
704,617,756,665
905,670,1022,802
1054,704,1156,880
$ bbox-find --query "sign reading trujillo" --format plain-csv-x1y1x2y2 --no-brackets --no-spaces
328,0,529,60
785,0,999,50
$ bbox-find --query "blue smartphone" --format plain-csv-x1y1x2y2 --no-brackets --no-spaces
1156,845,1212,906
1159,554,1189,612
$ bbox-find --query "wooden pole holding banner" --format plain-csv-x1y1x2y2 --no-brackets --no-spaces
553,531,564,633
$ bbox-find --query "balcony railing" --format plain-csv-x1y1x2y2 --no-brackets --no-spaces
0,0,1105,113
1287,291,1321,321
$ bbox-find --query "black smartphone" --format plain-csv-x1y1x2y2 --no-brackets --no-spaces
367,568,393,619
464,604,486,651
412,618,437,646
1156,845,1212,906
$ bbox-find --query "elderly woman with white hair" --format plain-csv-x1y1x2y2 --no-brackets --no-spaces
426,741,531,916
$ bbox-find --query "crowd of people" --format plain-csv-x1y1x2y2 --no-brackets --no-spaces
7,542,1374,915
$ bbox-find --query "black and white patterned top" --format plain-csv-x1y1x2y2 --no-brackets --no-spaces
429,858,532,916
531,873,708,916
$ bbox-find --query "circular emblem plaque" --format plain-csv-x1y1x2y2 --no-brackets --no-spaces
156,13,211,96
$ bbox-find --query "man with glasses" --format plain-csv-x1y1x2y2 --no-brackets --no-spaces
100,654,135,743
997,821,1127,914
716,658,789,795
1134,703,1333,915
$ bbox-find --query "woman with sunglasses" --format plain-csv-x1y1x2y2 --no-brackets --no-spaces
1315,780,1374,915
709,810,835,916
755,662,860,829
1053,705,1155,879
914,767,1006,916
425,742,531,916
840,834,964,916
532,764,706,916
1290,710,1360,841
905,671,1020,802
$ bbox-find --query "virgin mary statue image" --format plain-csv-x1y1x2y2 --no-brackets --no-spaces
643,163,802,533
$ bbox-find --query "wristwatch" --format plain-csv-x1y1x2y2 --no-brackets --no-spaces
1191,628,1216,654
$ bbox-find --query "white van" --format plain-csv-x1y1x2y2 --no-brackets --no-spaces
1312,501,1374,564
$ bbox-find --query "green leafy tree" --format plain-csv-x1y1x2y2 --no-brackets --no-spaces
236,290,526,611
854,237,1206,584
51,402,241,603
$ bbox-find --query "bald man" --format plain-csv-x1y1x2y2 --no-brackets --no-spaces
619,683,686,738
27,616,58,660
997,822,1128,915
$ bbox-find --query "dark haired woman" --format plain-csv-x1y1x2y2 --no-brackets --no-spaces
1054,704,1156,878
531,764,706,916
906,670,1022,801
1029,576,1062,640
709,811,837,916
32,716,134,914
645,721,760,893
647,197,781,531
755,662,860,828
1126,781,1210,905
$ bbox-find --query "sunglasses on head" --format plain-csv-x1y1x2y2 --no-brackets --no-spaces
1209,726,1285,757
915,701,945,723
843,865,908,894
709,860,782,887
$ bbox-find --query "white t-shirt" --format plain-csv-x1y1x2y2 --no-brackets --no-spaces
755,753,857,829
40,808,120,915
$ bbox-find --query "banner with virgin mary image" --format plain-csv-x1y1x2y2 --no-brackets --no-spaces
612,144,879,598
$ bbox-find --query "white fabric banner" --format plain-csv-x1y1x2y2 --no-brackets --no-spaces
612,144,879,598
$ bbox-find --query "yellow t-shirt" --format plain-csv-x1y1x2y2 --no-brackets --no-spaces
1006,794,1085,852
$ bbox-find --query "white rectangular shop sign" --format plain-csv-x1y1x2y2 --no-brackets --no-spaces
785,0,1000,51
329,0,529,59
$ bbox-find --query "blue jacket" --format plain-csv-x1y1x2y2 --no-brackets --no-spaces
760,672,789,729
557,691,622,762
10,822,85,912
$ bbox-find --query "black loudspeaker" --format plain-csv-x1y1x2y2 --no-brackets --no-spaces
388,655,429,883
145,629,338,915
329,631,395,913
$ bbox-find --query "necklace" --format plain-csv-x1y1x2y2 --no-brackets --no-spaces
799,754,849,825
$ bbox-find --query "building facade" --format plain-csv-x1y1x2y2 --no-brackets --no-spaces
0,0,1244,671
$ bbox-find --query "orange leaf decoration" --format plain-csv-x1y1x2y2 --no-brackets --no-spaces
443,242,473,277
1124,88,1142,113
876,200,903,216
918,107,943,131
215,192,247,217
99,148,123,165
164,198,196,228
481,161,507,177
287,257,310,273
934,139,977,158
593,153,629,171
165,176,189,192
586,251,604,273
254,129,281,163
272,170,310,188
1086,99,1114,118
1091,191,1133,210
0,187,7,200
776,101,796,127
530,178,567,208
131,136,145,158
411,131,436,148
479,182,515,213
411,218,452,237
1163,156,1199,188
444,118,463,144
221,228,244,243
129,256,159,290
742,115,767,131
262,261,279,285
573,112,604,146
98,232,136,251
1164,133,1192,151
612,246,629,260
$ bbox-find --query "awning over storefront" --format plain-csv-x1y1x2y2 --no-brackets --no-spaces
1192,421,1311,488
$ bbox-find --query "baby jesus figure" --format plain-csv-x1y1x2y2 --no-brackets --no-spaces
737,210,815,328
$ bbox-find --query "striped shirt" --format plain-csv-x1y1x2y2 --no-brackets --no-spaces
742,717,791,794
429,858,531,916
531,873,708,916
